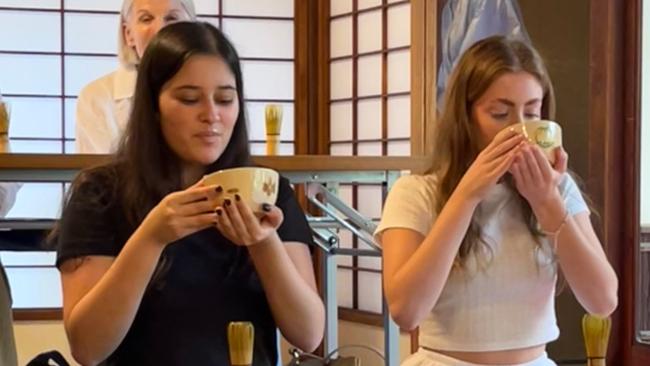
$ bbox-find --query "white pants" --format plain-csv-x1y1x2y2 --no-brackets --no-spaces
402,348,556,366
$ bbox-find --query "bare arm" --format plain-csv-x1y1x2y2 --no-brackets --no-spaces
248,235,324,352
534,199,618,317
61,233,163,366
382,191,479,330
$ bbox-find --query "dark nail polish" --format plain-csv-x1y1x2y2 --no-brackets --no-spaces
262,203,271,212
224,199,231,206
235,194,241,202
215,208,222,216
216,186,223,193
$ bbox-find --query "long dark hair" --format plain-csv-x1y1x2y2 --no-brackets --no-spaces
51,22,250,253
116,21,250,226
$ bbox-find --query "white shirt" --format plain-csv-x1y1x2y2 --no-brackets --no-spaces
75,66,136,154
375,173,589,352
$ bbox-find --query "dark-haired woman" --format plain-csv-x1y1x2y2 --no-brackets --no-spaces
55,22,324,366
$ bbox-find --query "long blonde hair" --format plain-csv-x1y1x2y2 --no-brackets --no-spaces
430,35,555,266
118,0,197,69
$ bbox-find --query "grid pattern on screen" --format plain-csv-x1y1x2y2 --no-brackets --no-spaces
329,0,411,314
0,0,295,310
0,0,295,155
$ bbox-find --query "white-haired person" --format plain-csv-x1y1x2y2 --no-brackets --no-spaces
75,0,196,154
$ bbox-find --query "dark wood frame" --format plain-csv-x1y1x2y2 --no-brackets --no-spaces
588,0,649,364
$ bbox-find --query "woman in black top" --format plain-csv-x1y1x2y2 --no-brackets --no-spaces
55,22,324,366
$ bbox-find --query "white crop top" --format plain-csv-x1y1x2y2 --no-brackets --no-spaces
375,173,589,352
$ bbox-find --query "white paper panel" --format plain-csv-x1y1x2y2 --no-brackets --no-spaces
222,19,293,59
358,255,382,270
357,10,382,54
388,0,404,3
249,142,294,156
246,102,294,141
330,143,353,156
330,16,353,58
223,0,293,17
193,0,220,15
358,271,383,313
357,141,382,156
5,183,63,219
0,252,55,267
388,49,410,93
7,140,62,154
64,0,121,11
65,141,77,154
330,0,353,16
357,185,383,218
337,268,353,308
358,0,382,10
330,102,353,141
387,3,410,48
337,230,353,266
64,98,77,138
357,54,382,96
357,98,382,140
242,61,294,100
388,140,410,156
5,267,62,309
0,11,60,52
4,97,62,138
65,13,119,54
387,95,410,138
330,60,353,100
198,16,220,29
64,56,119,96
0,0,59,8
0,54,61,95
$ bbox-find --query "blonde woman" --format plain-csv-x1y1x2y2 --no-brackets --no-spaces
376,36,618,366
75,0,196,153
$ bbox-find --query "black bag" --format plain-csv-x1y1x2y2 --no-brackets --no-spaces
26,351,70,366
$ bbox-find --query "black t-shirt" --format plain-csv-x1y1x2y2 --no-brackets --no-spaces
56,168,313,366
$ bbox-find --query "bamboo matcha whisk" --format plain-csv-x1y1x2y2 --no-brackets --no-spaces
265,104,282,156
582,314,611,366
228,321,254,366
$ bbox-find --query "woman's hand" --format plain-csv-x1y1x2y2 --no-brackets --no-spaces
455,128,525,203
215,195,284,246
136,180,220,247
510,144,569,230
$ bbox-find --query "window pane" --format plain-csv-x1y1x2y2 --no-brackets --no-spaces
194,0,220,15
358,271,382,313
331,0,352,16
357,141,382,156
65,12,119,54
387,2,410,48
331,143,353,156
64,0,121,11
330,59,353,100
5,267,62,309
331,16,353,58
4,183,63,219
241,61,293,100
249,142,293,156
387,140,410,156
357,54,382,96
64,98,76,139
337,268,353,308
330,102,353,141
358,0,382,10
357,98,382,140
64,55,118,96
387,95,410,138
222,19,293,59
0,0,59,9
357,185,382,219
388,49,410,93
4,97,62,139
358,10,382,54
222,0,293,17
8,140,62,154
0,11,60,52
0,54,61,95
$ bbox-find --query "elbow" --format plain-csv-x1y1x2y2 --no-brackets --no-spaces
70,346,102,366
387,299,420,331
588,292,618,318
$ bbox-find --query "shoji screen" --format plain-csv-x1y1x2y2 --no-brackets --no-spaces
0,0,294,310
329,0,411,314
